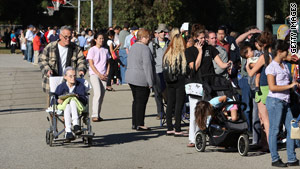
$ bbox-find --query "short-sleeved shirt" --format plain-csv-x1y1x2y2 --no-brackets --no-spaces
25,30,34,41
265,60,291,103
217,39,230,55
119,30,130,49
86,46,111,75
107,39,115,48
78,36,87,48
124,34,134,50
185,44,219,76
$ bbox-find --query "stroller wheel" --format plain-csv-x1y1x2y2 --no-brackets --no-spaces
195,131,206,152
238,134,249,156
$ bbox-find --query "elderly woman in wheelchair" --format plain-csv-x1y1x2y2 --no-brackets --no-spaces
54,66,88,140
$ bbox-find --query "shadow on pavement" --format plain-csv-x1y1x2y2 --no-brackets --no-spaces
0,108,45,115
92,130,166,147
102,114,157,122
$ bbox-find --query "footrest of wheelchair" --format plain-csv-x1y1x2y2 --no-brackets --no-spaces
53,138,68,142
81,133,94,138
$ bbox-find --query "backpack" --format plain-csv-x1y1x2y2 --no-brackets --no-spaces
151,38,169,58
163,63,178,83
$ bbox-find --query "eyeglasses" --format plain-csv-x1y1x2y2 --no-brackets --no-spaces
61,35,72,40
67,75,76,78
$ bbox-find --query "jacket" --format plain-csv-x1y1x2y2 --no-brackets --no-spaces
39,41,87,93
33,36,41,51
54,80,87,105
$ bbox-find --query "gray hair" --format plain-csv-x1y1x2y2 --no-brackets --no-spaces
60,26,72,34
64,66,75,75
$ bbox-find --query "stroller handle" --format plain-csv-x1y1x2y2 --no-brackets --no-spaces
217,101,247,112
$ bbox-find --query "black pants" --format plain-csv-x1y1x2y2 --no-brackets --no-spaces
129,84,150,127
166,83,185,132
107,59,121,87
153,73,165,116
11,44,16,54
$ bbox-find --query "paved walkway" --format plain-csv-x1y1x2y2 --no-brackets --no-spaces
0,54,299,169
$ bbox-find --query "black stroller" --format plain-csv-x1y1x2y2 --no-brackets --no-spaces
194,74,250,156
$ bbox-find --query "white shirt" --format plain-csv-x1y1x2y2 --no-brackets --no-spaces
47,30,54,39
58,43,68,75
107,39,114,47
25,30,34,41
66,82,76,93
114,34,120,45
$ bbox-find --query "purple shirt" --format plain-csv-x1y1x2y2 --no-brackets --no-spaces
87,46,111,75
265,60,291,103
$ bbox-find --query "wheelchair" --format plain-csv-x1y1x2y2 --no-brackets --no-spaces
45,76,94,147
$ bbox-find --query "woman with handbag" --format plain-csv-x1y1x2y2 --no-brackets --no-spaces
106,30,122,91
265,40,299,167
163,28,188,136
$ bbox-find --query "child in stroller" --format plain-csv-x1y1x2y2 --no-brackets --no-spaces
54,67,87,140
195,95,238,131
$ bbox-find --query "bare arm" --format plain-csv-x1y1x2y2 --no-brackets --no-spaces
88,59,107,81
194,42,203,70
214,55,231,69
218,95,227,103
236,29,261,46
106,61,110,76
109,43,114,55
267,74,297,92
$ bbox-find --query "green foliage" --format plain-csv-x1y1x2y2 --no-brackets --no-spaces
1,0,299,33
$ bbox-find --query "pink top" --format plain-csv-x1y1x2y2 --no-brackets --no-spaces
87,46,111,75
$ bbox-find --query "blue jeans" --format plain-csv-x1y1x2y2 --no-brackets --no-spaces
266,97,297,163
26,42,33,62
119,49,127,84
238,76,251,130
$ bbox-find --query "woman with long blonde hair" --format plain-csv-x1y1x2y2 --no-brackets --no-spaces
164,28,188,136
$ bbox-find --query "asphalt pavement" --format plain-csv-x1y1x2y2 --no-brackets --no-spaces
0,54,299,169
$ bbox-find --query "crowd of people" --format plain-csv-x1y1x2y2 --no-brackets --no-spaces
7,21,300,167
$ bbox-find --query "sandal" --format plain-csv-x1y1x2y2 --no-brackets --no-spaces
174,131,188,137
106,88,115,91
187,143,195,147
166,130,175,136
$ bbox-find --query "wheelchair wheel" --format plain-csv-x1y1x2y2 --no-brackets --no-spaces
46,130,50,145
237,134,249,156
49,132,54,147
195,131,206,152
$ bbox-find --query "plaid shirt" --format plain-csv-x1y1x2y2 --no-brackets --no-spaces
38,41,87,93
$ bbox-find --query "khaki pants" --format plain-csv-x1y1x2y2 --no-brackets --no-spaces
34,50,39,64
90,75,106,118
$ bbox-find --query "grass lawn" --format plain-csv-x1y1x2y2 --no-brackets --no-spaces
0,43,22,54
